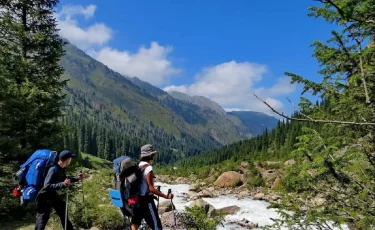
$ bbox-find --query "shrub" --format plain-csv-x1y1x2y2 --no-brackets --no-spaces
246,162,265,189
178,206,224,230
94,206,123,230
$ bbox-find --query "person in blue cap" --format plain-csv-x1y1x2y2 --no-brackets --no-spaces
34,150,83,230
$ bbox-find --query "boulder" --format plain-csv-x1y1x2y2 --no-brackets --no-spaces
158,200,175,215
217,205,240,215
214,171,243,187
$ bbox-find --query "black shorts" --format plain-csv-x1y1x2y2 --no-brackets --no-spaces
131,195,162,230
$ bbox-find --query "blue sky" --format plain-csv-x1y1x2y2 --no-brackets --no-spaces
57,0,335,116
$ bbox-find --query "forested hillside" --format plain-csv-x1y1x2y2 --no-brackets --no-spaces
57,42,280,162
176,112,306,168
58,42,236,163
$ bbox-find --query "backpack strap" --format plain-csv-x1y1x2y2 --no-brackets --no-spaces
139,163,152,195
139,163,149,172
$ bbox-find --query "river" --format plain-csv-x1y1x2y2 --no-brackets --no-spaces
155,182,350,230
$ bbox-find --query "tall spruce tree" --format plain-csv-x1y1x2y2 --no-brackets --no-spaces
0,0,66,159
257,0,375,229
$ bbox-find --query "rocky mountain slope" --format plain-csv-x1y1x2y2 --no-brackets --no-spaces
228,111,278,136
167,91,278,137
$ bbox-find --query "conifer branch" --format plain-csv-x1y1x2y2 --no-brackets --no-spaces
317,0,375,24
253,94,375,126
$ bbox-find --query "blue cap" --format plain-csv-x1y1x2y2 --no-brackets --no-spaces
59,150,76,160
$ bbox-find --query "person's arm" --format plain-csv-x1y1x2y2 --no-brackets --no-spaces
67,176,79,183
145,171,173,199
67,172,83,183
43,167,68,190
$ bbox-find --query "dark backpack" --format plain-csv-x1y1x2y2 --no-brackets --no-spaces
111,156,149,216
13,149,57,205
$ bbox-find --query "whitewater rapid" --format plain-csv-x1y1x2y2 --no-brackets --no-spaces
155,182,350,230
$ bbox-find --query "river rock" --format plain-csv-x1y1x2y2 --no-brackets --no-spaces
228,219,259,229
217,205,240,215
189,183,200,192
197,190,214,198
237,190,249,200
253,192,265,200
158,200,175,215
214,171,243,187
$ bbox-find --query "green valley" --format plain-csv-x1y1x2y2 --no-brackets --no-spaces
58,41,277,163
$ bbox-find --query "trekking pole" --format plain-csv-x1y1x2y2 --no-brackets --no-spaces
65,186,69,230
80,170,88,229
168,189,177,228
156,186,161,209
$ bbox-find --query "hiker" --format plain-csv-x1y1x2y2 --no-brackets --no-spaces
34,150,83,230
131,144,174,230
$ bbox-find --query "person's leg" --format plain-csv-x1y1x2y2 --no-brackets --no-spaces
131,224,140,230
35,198,52,230
131,198,146,230
51,195,74,230
143,196,163,230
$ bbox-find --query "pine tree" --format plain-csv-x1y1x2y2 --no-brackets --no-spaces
0,0,66,159
265,1,375,229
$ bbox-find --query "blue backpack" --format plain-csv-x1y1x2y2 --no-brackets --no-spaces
13,149,57,204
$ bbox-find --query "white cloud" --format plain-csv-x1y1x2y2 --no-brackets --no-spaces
164,61,296,115
94,42,181,85
56,4,180,85
56,5,112,50
59,4,96,19
224,108,252,112
56,4,296,114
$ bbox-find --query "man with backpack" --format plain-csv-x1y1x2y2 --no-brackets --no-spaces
131,144,174,230
35,150,83,230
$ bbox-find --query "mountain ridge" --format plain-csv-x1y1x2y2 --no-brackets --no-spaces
59,40,278,162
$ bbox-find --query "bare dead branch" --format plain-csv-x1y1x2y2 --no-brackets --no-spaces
286,97,314,121
253,93,375,126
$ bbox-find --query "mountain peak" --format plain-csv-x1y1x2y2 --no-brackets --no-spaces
168,91,226,115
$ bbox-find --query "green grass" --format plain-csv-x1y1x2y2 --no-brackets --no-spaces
81,152,112,170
